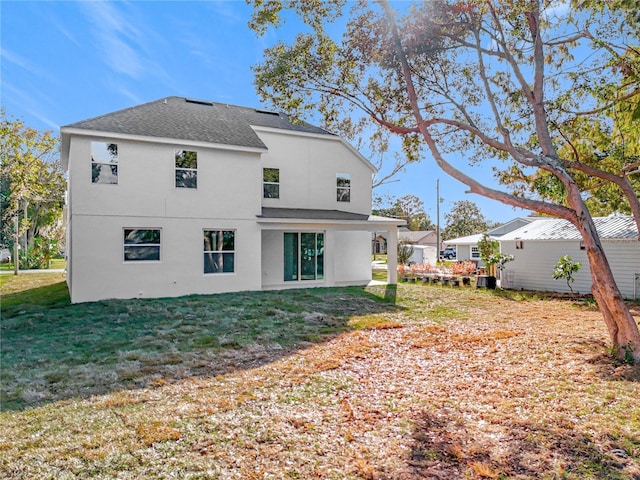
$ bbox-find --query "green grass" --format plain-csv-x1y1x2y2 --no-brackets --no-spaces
0,273,398,410
371,269,388,281
1,274,639,479
0,258,66,271
1,273,70,317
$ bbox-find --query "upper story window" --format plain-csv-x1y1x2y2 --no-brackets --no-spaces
124,229,160,262
91,142,118,184
175,150,197,188
263,168,280,199
203,230,235,274
337,173,350,202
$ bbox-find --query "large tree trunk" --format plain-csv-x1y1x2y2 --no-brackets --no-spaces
380,0,640,363
582,231,640,363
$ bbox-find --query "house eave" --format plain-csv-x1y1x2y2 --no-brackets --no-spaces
256,208,405,230
60,127,268,154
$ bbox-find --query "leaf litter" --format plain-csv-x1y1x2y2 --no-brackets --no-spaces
1,283,639,479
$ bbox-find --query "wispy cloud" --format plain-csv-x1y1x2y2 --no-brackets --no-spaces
76,0,182,99
1,48,55,82
206,1,244,24
2,82,59,130
50,14,82,47
78,1,147,79
104,78,145,106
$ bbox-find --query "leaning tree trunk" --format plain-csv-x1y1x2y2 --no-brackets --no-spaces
380,0,640,363
578,220,640,363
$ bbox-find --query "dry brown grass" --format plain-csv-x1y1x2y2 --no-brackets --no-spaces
1,280,639,479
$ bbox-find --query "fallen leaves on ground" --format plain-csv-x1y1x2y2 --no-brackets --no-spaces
1,284,639,479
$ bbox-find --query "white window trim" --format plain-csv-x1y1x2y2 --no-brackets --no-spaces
337,173,351,203
471,246,480,259
91,141,118,185
123,228,161,263
263,167,280,199
175,149,198,189
203,229,236,275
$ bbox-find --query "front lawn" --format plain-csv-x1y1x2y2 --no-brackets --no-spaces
1,274,639,479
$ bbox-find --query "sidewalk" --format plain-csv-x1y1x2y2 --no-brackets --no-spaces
0,269,65,275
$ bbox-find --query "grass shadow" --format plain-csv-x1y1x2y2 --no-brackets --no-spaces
1,280,70,317
1,283,400,411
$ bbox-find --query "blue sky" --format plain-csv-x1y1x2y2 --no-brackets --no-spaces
1,0,527,224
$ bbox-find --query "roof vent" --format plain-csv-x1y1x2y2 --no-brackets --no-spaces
255,108,280,116
185,98,213,106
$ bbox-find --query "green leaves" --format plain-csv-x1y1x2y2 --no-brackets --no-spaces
552,255,582,293
0,110,64,250
443,201,494,240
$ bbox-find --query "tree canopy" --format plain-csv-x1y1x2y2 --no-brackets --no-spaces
248,0,640,360
0,111,65,259
374,194,434,231
443,200,494,240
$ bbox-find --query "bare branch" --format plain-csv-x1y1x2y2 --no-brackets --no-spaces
378,0,577,222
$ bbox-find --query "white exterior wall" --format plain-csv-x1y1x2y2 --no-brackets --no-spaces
501,239,640,299
64,125,386,303
66,134,262,303
333,231,373,285
67,136,261,219
409,245,437,265
456,245,471,261
256,129,373,215
70,216,261,302
261,229,371,289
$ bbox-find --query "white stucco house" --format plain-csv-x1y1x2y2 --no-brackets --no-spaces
498,214,640,298
61,97,403,303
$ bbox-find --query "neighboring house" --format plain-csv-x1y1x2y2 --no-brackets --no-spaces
372,234,387,254
498,214,640,298
443,233,485,263
398,229,437,246
371,225,436,256
61,97,403,303
445,217,536,265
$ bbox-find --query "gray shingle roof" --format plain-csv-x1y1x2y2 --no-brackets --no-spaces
258,208,405,225
63,97,334,149
499,214,638,241
398,231,434,243
258,208,370,221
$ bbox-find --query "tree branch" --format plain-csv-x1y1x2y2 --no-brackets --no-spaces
378,0,577,222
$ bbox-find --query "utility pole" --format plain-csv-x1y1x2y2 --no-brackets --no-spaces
436,179,440,262
13,214,19,275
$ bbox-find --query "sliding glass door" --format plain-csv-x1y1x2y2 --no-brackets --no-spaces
284,232,324,282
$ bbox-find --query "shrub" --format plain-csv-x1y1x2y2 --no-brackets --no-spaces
552,255,582,293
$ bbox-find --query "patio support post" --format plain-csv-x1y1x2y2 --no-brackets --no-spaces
387,227,398,284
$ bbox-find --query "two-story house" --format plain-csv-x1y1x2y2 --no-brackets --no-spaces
61,97,403,303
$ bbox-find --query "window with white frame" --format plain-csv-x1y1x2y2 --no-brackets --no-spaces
263,168,280,198
175,150,197,188
91,142,118,184
337,173,351,202
203,230,235,274
471,246,480,259
124,229,160,262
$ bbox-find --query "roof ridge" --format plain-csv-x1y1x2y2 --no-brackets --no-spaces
61,96,335,148
62,97,169,128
